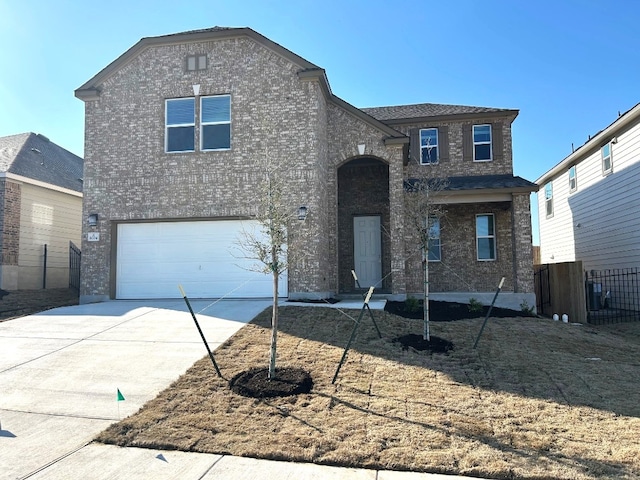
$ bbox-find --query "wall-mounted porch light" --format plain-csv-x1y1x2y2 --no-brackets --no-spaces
87,213,99,227
297,206,308,221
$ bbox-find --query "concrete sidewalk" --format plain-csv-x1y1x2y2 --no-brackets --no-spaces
0,300,483,480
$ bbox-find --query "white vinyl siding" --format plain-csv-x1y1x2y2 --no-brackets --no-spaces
538,120,640,270
18,183,82,289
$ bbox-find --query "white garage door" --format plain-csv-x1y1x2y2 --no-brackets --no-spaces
116,220,287,299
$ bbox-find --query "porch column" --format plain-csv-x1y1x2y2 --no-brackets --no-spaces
511,193,534,293
388,148,406,298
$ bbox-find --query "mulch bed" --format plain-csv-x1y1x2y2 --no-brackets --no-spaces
229,366,313,398
393,333,454,353
385,299,534,321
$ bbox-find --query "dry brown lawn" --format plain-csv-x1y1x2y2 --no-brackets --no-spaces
97,306,640,479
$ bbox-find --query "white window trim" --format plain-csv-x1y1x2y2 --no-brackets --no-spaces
545,182,554,218
200,94,232,152
476,213,496,261
420,128,439,165
473,124,492,162
602,142,613,175
165,98,195,153
568,166,577,193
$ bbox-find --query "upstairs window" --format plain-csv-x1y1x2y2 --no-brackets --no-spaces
166,98,195,152
473,124,492,161
420,128,439,164
187,54,207,71
545,182,554,218
201,95,231,150
476,214,496,261
569,166,577,192
602,142,613,175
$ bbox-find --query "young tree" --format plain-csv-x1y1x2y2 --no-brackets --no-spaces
405,133,448,341
236,161,294,380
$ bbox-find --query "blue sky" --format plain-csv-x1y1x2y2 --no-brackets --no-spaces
1,0,638,244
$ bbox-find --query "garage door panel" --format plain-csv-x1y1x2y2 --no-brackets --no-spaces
116,220,287,299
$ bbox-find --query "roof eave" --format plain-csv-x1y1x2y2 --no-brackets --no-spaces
379,109,519,126
298,69,406,140
75,27,319,102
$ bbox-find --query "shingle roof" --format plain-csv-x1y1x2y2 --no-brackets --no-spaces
405,175,536,193
362,103,516,121
0,133,83,192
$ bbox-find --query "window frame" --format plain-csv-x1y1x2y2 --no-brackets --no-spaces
545,182,554,218
186,54,207,71
420,128,439,165
165,98,195,153
200,94,231,151
427,216,441,262
568,165,577,193
601,142,613,175
476,213,496,261
473,124,492,162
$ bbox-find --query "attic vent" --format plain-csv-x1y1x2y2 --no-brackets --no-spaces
31,148,41,154
186,54,207,71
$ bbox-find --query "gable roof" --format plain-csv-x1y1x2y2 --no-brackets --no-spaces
363,103,519,124
0,133,84,193
74,27,406,142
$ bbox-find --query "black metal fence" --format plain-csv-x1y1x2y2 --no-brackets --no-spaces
585,268,640,324
69,241,81,291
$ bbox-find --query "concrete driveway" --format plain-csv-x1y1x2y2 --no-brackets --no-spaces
0,299,271,480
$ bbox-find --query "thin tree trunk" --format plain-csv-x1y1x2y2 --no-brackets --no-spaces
423,248,430,341
268,266,279,380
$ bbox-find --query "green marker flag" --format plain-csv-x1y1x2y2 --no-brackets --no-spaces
117,389,125,402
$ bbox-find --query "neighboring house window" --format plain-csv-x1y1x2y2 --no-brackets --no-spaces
166,98,195,152
569,166,577,192
602,142,613,175
545,182,553,218
201,95,231,150
473,124,492,161
420,128,438,164
476,214,496,261
187,54,207,71
427,217,441,261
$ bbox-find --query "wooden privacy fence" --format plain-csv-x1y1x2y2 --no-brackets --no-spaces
534,261,586,323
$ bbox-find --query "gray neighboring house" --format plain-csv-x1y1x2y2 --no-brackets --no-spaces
0,133,83,290
75,27,536,307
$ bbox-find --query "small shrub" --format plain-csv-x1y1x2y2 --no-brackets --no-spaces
468,297,483,313
520,299,535,315
404,296,421,313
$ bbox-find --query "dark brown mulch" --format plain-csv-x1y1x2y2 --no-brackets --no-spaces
0,288,79,322
385,300,535,321
229,366,313,398
394,333,454,353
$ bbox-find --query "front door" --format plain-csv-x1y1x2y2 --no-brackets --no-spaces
353,216,382,288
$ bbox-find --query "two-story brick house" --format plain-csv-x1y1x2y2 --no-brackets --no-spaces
75,27,536,308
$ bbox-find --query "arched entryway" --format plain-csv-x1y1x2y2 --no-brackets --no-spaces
337,158,391,293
